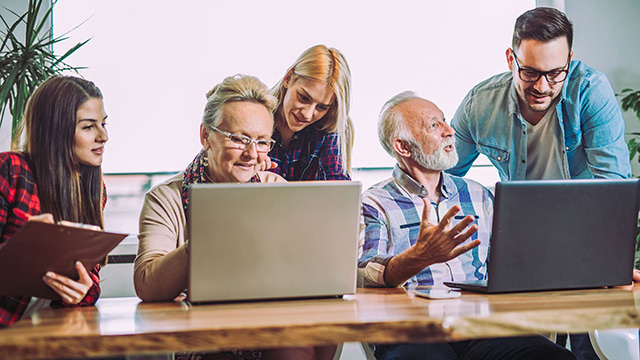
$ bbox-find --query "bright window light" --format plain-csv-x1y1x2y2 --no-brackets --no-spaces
53,0,535,173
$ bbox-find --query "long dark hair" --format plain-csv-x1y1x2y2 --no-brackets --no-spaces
17,75,105,228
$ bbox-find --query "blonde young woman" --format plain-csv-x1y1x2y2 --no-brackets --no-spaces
267,44,354,180
134,74,336,360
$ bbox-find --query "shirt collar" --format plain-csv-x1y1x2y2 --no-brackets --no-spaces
508,77,520,117
392,164,456,200
559,59,576,102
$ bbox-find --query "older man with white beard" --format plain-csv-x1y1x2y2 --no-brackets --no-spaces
358,92,574,360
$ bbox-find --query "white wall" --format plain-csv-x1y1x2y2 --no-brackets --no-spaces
51,1,534,174
565,0,640,175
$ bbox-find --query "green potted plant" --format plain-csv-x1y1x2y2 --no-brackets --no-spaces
0,0,89,146
619,88,640,269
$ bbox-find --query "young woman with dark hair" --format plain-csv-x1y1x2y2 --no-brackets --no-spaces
0,74,109,327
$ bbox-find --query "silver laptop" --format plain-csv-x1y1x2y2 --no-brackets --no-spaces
188,181,361,303
446,179,640,293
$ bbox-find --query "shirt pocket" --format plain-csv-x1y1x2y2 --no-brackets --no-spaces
397,221,421,248
477,142,509,163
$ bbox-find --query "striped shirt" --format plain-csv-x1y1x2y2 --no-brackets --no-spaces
358,165,493,287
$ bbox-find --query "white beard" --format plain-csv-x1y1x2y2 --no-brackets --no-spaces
411,139,459,171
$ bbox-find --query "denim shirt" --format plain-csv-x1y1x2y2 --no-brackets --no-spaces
448,60,631,180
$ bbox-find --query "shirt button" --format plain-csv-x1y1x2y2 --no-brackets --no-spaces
497,156,502,161
521,160,525,164
566,146,569,150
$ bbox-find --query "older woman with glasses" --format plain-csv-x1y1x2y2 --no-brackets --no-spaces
133,74,334,360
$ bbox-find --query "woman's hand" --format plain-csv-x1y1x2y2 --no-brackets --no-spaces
27,213,55,224
42,261,93,305
257,157,278,172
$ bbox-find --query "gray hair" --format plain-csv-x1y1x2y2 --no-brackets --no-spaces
378,91,420,159
203,74,278,128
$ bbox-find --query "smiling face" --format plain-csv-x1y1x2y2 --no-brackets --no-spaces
73,98,109,166
507,37,572,124
201,101,273,183
277,75,335,140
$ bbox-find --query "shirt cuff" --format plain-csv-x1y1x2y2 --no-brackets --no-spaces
358,262,388,287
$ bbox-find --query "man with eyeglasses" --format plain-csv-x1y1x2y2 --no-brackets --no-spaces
448,7,631,359
448,7,631,181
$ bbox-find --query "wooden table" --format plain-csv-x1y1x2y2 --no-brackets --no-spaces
1,286,639,359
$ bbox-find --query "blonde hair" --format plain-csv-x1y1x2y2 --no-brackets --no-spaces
203,74,277,128
271,45,353,172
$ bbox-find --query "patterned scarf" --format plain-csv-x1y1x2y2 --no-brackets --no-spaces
180,150,261,219
178,150,262,360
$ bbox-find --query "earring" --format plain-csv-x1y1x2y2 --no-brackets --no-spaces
203,152,209,168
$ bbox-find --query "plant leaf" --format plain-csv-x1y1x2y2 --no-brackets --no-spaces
0,0,90,137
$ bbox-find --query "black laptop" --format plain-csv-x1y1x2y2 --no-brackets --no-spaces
445,179,640,293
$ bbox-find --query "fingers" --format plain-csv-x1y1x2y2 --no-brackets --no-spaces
436,205,463,231
74,261,93,285
268,158,278,170
449,216,477,238
450,239,481,258
43,261,92,305
453,224,478,244
28,213,55,224
258,157,277,171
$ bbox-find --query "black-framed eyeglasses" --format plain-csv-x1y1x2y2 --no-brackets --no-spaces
209,126,275,153
512,50,570,84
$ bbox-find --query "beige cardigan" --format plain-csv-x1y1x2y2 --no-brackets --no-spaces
134,171,285,301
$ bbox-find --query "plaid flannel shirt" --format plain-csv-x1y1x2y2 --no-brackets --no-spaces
358,165,493,287
268,126,350,181
0,152,101,328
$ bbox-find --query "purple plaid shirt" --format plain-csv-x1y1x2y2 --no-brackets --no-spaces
268,126,350,181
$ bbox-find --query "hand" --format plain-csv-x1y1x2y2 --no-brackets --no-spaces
42,261,93,305
27,213,55,224
383,198,480,287
257,157,277,172
633,269,640,283
411,199,480,266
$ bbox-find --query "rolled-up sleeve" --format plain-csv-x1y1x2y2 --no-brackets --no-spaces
357,196,393,287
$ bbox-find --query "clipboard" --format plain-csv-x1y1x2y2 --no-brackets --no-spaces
0,221,128,299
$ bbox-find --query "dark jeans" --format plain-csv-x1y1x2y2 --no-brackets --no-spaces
375,335,576,360
556,333,599,360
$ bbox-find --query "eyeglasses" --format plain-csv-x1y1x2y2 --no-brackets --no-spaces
512,51,570,84
209,126,275,152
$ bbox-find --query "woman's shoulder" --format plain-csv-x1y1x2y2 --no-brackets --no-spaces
0,152,33,179
0,151,29,166
145,172,184,200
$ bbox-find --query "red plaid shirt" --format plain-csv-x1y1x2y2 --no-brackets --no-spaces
0,152,102,328
268,127,350,181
